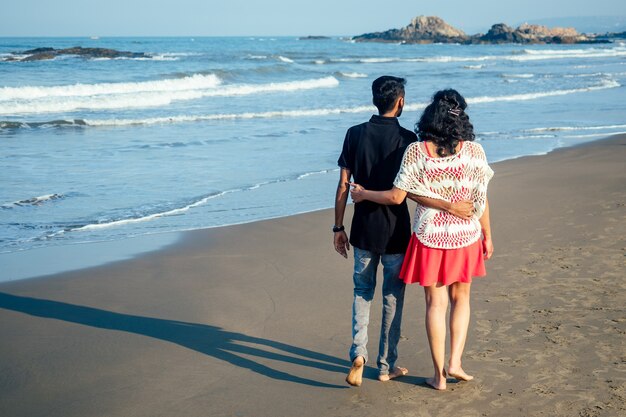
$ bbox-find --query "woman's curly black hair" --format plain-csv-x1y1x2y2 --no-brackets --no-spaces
415,89,475,157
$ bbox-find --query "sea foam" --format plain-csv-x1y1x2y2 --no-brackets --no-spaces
0,74,222,101
1,193,64,209
0,76,340,114
322,46,626,65
80,79,620,127
65,168,340,232
2,79,619,128
525,123,626,132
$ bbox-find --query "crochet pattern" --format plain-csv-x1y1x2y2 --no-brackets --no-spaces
394,141,494,249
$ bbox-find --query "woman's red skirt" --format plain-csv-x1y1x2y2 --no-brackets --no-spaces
400,233,486,287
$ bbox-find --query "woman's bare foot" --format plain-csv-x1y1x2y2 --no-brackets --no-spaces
346,356,365,387
378,366,408,382
447,366,474,381
426,370,447,390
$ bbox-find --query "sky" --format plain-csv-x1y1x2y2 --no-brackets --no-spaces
1,0,625,37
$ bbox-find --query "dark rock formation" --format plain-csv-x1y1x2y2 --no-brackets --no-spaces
7,46,149,62
589,31,626,41
298,36,331,40
353,16,467,44
475,24,524,43
474,23,613,44
353,15,612,44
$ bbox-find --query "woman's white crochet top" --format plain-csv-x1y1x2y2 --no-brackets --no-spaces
394,141,494,249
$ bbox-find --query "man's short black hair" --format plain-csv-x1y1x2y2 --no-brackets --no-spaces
371,76,406,114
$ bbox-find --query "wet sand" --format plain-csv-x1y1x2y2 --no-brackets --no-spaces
1,135,624,417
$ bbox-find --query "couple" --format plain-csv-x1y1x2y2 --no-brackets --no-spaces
333,76,494,390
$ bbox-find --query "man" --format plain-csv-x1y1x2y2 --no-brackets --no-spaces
334,76,473,386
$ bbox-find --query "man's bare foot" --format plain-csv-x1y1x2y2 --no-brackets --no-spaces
378,366,408,382
426,370,447,390
346,356,365,387
447,366,474,381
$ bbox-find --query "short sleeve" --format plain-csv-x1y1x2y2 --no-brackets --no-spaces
393,142,441,200
473,143,494,183
394,143,451,200
393,143,419,192
337,129,352,170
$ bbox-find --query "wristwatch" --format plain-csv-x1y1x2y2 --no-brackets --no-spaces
332,225,345,233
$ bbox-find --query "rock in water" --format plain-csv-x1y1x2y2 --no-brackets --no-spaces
14,46,149,61
353,15,609,44
475,23,592,44
353,15,468,44
298,36,331,40
477,24,523,43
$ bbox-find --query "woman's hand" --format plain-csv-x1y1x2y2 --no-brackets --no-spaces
349,183,367,203
483,236,494,260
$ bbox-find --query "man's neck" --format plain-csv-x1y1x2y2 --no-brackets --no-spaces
379,112,397,118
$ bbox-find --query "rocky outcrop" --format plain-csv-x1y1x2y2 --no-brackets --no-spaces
353,15,611,44
589,31,626,41
475,24,524,43
475,23,591,44
353,16,467,44
6,46,149,61
298,36,331,40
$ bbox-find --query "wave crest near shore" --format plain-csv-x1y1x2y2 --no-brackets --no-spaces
2,78,617,129
0,76,340,114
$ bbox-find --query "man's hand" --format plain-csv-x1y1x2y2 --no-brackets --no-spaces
334,231,350,258
448,200,474,220
483,236,494,260
349,183,366,203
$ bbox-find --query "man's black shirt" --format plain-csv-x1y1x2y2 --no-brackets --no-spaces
338,115,417,254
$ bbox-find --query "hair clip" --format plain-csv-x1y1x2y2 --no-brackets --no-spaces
448,108,461,117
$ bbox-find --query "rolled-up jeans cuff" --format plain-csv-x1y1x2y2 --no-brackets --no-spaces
350,351,368,364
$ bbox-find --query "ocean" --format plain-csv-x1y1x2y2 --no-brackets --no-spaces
1,36,625,263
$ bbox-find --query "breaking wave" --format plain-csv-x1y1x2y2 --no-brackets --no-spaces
2,194,64,209
319,46,626,64
467,78,620,104
0,75,340,114
336,71,368,78
2,78,619,129
38,169,340,235
524,123,626,133
0,74,222,101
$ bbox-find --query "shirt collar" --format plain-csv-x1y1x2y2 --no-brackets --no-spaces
370,114,400,125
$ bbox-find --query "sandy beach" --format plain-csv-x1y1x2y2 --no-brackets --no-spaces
1,135,624,417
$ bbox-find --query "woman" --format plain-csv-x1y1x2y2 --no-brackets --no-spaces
350,89,494,390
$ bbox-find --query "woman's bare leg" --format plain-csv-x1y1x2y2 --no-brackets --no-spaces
447,282,474,381
424,284,448,390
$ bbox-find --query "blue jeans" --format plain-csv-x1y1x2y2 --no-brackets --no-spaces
350,247,406,376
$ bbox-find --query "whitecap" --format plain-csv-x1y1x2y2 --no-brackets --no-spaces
336,71,367,78
65,169,340,232
2,193,64,209
561,131,626,139
0,76,340,114
501,73,535,78
467,79,620,104
17,79,618,127
0,73,222,101
524,123,626,133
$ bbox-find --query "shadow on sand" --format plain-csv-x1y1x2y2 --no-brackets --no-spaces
0,292,348,389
